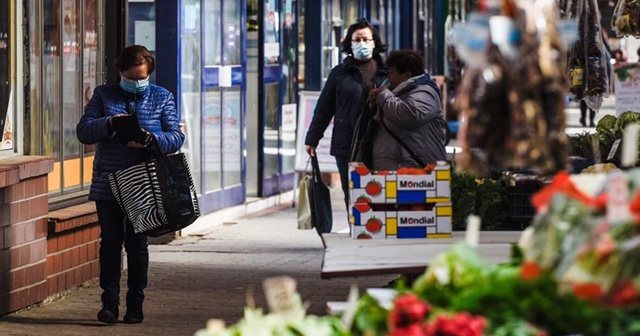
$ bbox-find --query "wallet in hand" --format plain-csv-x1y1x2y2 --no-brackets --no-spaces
111,115,147,145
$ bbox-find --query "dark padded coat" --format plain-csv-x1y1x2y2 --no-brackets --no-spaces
76,84,185,202
304,54,388,158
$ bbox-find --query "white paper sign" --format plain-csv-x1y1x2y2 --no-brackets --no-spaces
614,64,640,116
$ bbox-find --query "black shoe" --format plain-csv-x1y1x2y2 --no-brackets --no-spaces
123,303,144,324
579,118,586,127
97,301,119,324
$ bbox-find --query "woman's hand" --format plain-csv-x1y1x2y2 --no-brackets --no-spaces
368,87,387,103
305,145,316,157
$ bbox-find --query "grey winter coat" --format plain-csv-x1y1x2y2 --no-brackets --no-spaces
76,84,185,202
372,74,447,170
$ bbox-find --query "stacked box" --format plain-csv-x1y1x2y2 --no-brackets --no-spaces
349,162,452,239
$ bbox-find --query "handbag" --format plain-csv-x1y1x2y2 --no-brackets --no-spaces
108,138,200,237
308,155,333,235
297,174,313,230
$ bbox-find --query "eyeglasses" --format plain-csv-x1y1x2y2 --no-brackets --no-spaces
352,38,373,43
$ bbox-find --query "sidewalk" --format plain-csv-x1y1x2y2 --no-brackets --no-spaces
0,186,397,336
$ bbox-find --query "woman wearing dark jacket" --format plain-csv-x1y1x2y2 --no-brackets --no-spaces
304,18,388,209
76,45,184,325
368,50,447,170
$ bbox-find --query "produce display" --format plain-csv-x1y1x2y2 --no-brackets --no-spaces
194,169,640,336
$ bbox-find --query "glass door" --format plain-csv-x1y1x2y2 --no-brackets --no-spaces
199,0,246,212
259,0,298,196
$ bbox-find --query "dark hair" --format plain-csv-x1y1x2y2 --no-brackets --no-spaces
341,18,387,56
385,50,425,77
114,45,156,74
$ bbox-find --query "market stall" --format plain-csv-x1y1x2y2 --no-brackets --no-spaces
191,0,640,334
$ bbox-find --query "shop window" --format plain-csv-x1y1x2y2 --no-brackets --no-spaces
0,1,12,152
27,0,104,198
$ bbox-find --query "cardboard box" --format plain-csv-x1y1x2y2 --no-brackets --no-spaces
348,162,453,239
349,162,451,205
351,203,453,239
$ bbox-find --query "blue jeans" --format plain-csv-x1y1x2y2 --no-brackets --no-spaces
334,155,350,210
95,201,149,305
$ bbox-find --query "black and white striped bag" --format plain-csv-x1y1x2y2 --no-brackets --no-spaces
108,153,200,237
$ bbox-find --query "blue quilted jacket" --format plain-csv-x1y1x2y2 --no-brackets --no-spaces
76,84,185,202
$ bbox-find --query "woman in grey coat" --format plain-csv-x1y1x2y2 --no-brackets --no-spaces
368,50,447,170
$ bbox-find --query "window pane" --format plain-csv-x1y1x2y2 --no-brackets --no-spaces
27,0,42,155
223,1,241,65
204,0,221,66
264,0,280,65
43,0,62,192
180,0,202,194
222,87,242,187
62,0,82,190
0,0,11,151
204,88,222,192
264,83,279,177
282,0,296,104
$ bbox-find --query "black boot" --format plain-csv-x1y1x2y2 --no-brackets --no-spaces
123,302,144,324
97,301,119,324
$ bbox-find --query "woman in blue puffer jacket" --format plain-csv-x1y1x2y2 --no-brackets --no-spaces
76,45,184,325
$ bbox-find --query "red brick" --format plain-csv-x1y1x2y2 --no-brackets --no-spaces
46,277,57,297
74,267,82,286
70,247,79,267
82,227,90,244
54,253,63,274
31,238,46,262
61,250,71,270
36,219,47,239
34,176,47,196
0,249,9,273
24,221,36,242
11,268,24,289
5,223,25,247
0,204,8,228
0,228,3,249
9,246,20,268
56,273,66,292
90,259,99,277
45,255,54,277
66,270,75,288
19,200,30,223
79,243,87,264
87,241,96,261
19,244,31,267
39,160,54,176
74,230,82,246
22,179,34,199
4,183,24,201
30,195,49,219
47,235,58,254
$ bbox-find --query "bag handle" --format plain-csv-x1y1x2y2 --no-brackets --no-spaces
380,116,426,167
310,155,323,184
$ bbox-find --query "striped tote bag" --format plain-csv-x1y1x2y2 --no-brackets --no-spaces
108,153,200,237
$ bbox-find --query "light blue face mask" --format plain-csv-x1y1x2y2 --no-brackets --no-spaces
120,76,150,93
352,42,374,60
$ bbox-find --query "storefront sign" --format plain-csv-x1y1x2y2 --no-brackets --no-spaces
295,91,338,173
614,64,640,116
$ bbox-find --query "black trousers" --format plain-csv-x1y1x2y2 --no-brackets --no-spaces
95,201,149,305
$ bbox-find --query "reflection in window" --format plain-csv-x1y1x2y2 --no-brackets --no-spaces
180,0,202,194
222,87,242,187
29,0,103,195
203,88,222,192
27,0,42,156
204,0,221,66
0,0,12,151
223,1,241,65
263,83,279,177
264,0,280,65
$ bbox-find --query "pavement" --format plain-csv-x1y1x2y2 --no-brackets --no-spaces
0,186,397,336
0,96,621,336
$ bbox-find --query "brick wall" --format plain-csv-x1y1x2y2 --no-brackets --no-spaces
46,204,101,299
0,157,54,315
